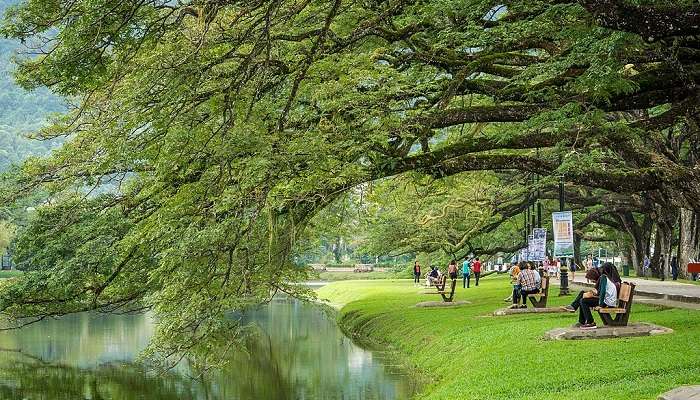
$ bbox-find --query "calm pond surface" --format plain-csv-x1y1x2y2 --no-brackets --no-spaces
0,297,418,399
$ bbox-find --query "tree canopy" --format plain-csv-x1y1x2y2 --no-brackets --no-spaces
1,0,699,365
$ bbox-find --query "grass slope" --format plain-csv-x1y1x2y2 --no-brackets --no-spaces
317,277,700,400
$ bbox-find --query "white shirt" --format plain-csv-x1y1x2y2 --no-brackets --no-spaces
602,276,618,307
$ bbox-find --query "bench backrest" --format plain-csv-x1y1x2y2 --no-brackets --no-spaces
618,282,635,309
436,274,447,289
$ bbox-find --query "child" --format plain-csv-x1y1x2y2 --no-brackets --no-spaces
504,263,522,303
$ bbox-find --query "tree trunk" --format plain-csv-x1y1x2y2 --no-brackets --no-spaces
679,208,699,279
333,237,341,263
628,241,644,276
616,212,650,276
651,222,673,279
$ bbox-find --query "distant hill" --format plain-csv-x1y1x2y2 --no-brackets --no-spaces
0,0,65,171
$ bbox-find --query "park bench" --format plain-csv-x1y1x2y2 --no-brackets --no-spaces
526,275,550,308
425,275,447,293
594,282,636,326
353,264,374,272
423,276,457,302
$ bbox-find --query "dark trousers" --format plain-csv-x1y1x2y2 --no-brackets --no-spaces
516,288,539,305
414,273,420,283
463,274,470,288
571,291,599,324
449,272,457,280
474,272,480,286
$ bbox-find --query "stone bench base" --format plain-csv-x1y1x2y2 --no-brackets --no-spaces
658,385,700,400
415,300,471,308
545,322,673,340
493,306,568,316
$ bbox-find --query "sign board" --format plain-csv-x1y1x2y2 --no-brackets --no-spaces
688,262,700,274
530,228,547,261
519,247,529,262
552,211,574,257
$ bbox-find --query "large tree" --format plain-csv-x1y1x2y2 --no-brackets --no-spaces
0,0,698,364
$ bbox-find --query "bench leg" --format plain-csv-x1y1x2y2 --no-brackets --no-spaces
528,296,547,308
599,290,634,326
597,312,629,326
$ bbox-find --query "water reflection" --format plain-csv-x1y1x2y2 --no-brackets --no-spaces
0,297,417,399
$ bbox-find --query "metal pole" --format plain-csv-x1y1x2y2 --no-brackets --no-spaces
559,175,565,212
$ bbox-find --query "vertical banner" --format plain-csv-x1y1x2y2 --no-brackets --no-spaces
531,228,547,261
552,211,574,257
527,234,535,261
519,247,528,262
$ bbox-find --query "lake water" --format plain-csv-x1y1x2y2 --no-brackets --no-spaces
0,296,418,399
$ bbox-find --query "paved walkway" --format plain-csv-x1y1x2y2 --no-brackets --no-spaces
552,275,700,304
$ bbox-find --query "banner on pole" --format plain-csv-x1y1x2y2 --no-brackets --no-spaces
519,247,528,262
552,211,574,257
530,228,547,261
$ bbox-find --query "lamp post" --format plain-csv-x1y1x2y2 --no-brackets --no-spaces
558,174,570,296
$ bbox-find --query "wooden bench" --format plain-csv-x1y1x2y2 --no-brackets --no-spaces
424,274,446,290
423,276,457,302
594,282,636,326
527,275,549,308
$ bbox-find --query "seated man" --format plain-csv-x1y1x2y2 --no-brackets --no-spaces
512,262,540,308
427,266,440,286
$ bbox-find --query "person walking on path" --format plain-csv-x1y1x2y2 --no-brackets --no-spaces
643,255,650,277
671,256,679,281
448,260,458,280
462,259,471,288
473,257,482,286
569,259,577,282
413,261,421,284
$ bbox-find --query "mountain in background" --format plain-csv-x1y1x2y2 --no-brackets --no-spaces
0,0,65,171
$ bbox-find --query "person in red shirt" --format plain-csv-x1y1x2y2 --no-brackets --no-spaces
472,257,482,286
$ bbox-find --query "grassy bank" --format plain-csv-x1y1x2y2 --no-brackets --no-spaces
317,277,700,400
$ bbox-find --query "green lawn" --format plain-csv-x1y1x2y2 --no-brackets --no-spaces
316,276,700,400
0,270,22,279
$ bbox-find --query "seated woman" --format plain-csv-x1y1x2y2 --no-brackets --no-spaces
600,262,622,291
562,264,618,329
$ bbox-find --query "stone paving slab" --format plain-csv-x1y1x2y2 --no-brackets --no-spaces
636,298,700,311
658,385,700,400
545,322,673,340
415,300,471,308
493,306,568,316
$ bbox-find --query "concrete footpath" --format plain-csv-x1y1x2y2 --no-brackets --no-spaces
551,275,700,308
